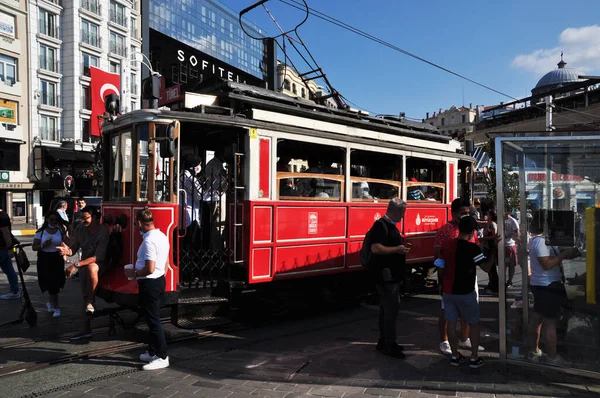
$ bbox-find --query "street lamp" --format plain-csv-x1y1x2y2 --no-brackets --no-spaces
130,51,162,109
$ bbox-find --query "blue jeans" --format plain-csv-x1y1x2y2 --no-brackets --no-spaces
376,283,400,345
0,250,18,294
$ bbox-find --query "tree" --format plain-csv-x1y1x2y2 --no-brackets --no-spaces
482,141,520,212
92,139,103,196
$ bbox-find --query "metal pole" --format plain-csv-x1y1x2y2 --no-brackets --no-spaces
496,137,507,363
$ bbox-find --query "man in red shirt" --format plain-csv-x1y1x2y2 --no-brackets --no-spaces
434,198,484,355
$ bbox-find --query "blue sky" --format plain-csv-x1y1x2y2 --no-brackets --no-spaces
223,0,600,120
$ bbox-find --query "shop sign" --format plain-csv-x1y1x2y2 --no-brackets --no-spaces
0,12,15,39
527,172,584,182
0,182,35,189
0,99,17,124
0,171,8,182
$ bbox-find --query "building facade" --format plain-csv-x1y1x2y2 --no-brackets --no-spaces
28,0,142,224
0,0,33,224
277,62,337,108
424,104,478,142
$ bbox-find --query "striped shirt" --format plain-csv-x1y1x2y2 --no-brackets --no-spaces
435,239,485,295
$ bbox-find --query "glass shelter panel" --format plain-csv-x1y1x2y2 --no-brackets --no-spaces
497,137,600,375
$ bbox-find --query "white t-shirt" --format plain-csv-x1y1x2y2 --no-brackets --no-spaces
528,235,562,286
34,229,64,253
504,216,519,247
135,229,170,279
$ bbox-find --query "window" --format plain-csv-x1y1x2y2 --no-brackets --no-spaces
406,157,446,203
12,193,26,219
81,52,99,76
110,132,133,199
82,86,90,109
81,19,100,47
441,118,445,126
131,101,137,111
276,140,344,201
350,151,402,202
39,9,58,38
109,32,126,57
82,119,90,142
462,114,466,124
40,80,58,107
109,1,127,27
39,45,57,72
109,61,120,74
81,0,101,16
301,87,306,99
0,144,20,171
292,83,297,95
40,115,59,141
0,54,17,85
137,125,149,201
283,79,290,91
130,73,137,94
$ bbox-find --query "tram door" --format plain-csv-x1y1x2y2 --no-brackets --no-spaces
177,126,245,294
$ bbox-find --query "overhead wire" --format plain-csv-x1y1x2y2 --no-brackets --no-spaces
278,0,600,128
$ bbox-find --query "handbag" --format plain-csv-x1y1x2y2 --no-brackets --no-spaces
16,248,30,272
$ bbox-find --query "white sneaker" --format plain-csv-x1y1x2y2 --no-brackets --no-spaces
1,291,21,300
53,308,61,318
143,356,169,371
439,341,452,355
139,352,154,363
47,302,56,312
85,303,95,315
459,338,485,351
528,348,544,363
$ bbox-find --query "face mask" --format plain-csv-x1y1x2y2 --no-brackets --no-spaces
49,223,59,228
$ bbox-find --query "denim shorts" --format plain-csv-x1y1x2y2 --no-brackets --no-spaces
442,291,480,323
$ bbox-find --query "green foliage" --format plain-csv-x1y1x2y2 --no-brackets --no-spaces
92,140,103,195
482,141,520,212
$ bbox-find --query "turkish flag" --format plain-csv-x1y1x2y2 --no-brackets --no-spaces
90,66,120,137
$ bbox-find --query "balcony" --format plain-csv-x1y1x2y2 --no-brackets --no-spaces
39,21,60,39
40,93,60,108
109,41,127,57
110,11,128,28
81,0,102,16
39,56,59,73
81,31,101,48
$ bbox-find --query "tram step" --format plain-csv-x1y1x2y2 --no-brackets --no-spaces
176,315,231,330
178,296,229,305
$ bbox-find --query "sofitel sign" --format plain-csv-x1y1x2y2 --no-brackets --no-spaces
176,49,248,84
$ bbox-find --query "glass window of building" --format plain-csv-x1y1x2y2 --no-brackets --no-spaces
82,86,91,109
462,114,466,123
0,145,20,171
81,19,100,47
109,32,126,57
0,54,17,85
110,1,127,27
39,45,57,72
39,9,58,38
81,52,99,76
82,119,90,142
283,79,290,91
301,87,306,98
40,79,58,107
109,61,120,74
40,115,58,141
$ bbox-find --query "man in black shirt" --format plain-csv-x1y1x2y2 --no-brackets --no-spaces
0,208,19,299
370,198,410,358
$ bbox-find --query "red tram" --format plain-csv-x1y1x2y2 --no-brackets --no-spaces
96,81,475,325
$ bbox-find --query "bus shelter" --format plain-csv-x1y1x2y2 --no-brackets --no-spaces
495,134,600,378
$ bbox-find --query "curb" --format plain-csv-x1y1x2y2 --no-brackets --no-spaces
13,229,36,236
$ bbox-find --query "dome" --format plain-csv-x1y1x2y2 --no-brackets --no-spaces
532,55,583,95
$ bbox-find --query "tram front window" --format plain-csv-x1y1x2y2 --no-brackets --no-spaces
406,157,446,203
350,150,402,202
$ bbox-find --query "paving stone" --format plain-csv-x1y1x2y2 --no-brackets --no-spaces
189,388,231,398
306,388,345,397
364,387,401,397
221,385,257,394
115,393,151,398
192,380,225,389
244,380,281,389
397,391,438,398
88,388,131,397
274,384,312,393
248,388,288,397
456,392,494,398
147,391,179,398
163,384,201,394
326,385,365,394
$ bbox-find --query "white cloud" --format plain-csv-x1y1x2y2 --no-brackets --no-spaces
511,25,600,75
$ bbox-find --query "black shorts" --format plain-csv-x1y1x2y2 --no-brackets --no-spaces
531,283,565,319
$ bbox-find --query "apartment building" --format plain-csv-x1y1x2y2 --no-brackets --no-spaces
28,0,141,222
0,0,33,224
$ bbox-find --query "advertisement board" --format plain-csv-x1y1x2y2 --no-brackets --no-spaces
0,12,15,38
0,99,17,124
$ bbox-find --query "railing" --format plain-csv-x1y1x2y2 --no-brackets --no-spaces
81,0,101,16
40,93,60,107
40,128,61,142
130,83,137,94
130,25,137,38
110,10,127,27
109,41,127,57
81,30,101,47
81,95,91,110
39,21,60,39
39,56,59,73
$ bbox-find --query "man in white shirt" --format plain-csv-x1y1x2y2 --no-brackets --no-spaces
504,211,520,287
124,207,170,370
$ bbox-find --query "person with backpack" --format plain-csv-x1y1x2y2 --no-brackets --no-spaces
361,198,410,359
32,211,68,318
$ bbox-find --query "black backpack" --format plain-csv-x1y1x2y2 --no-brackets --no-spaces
360,219,388,269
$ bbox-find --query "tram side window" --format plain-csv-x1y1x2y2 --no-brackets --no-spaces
154,137,173,202
277,140,344,201
110,132,133,199
350,150,402,202
405,157,446,203
138,125,149,201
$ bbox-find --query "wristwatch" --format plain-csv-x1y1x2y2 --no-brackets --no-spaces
74,262,80,269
